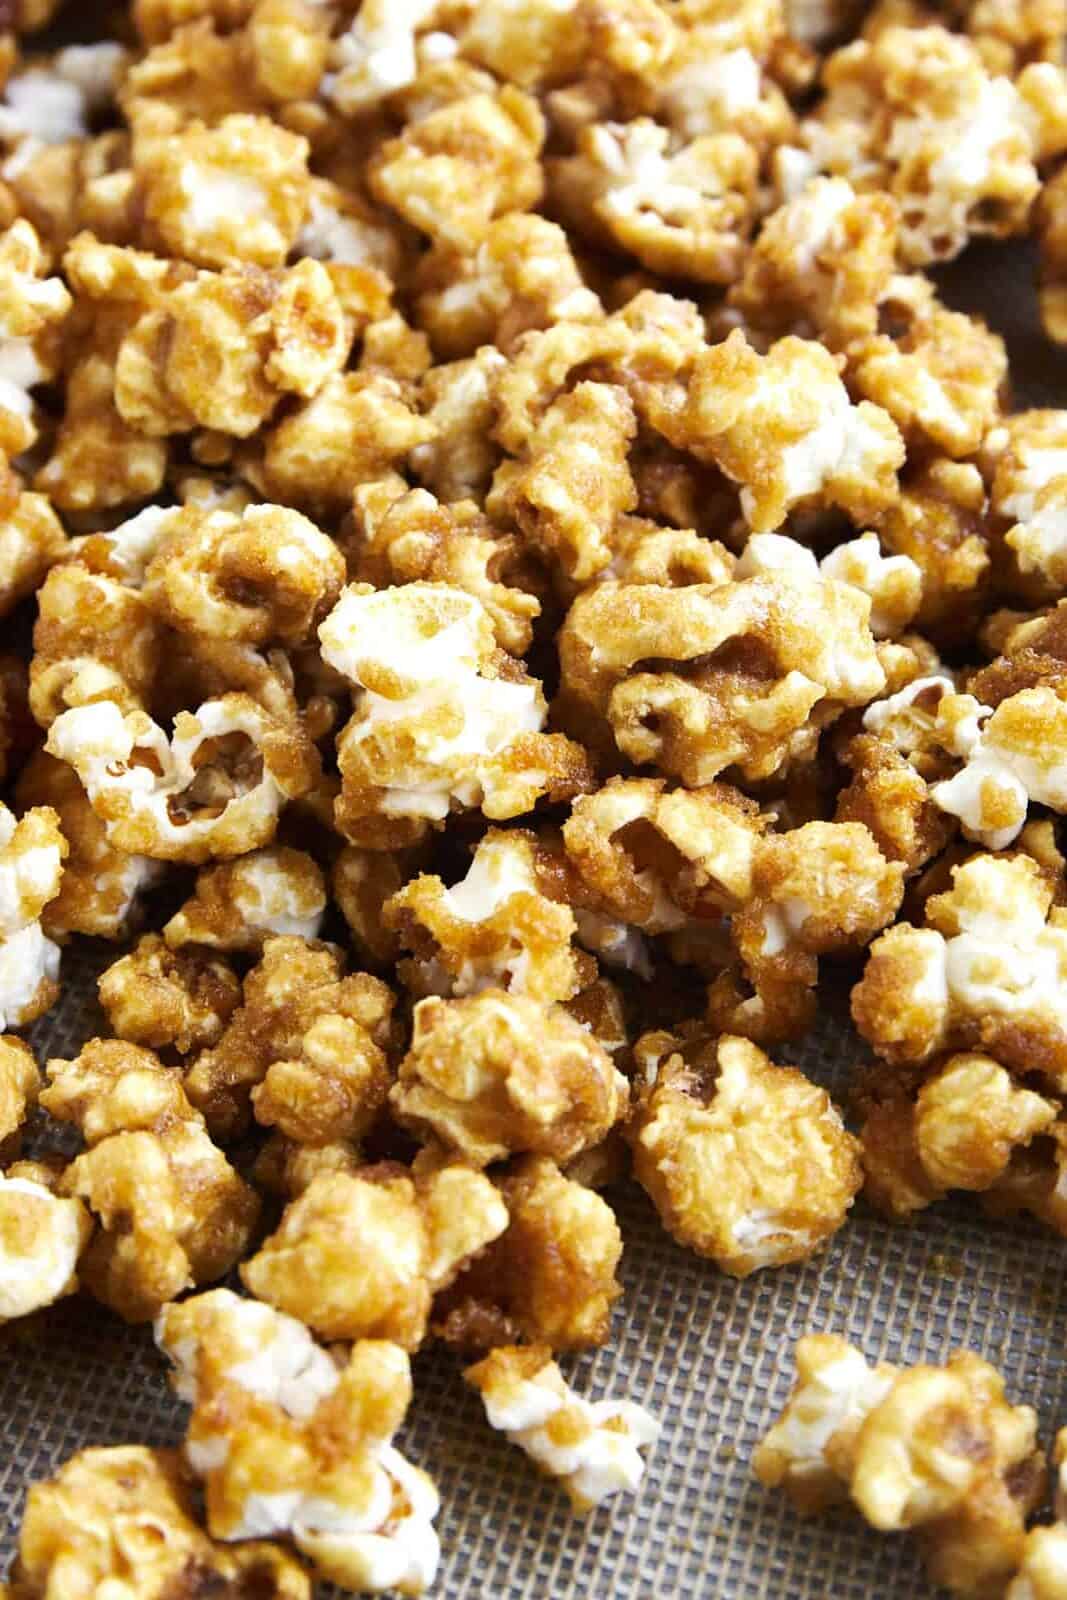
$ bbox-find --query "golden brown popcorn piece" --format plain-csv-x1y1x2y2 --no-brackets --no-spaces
438,1154,623,1352
98,934,241,1056
385,829,589,1005
730,178,898,349
242,1163,508,1348
333,844,423,969
0,470,67,619
29,558,160,728
658,20,794,149
630,1032,860,1274
0,799,66,1033
465,1345,660,1512
558,561,885,786
5,1446,310,1600
848,274,1007,460
0,219,71,454
156,1292,440,1592
755,1334,1044,1596
1037,165,1067,344
252,372,435,514
391,989,628,1168
413,214,601,362
859,1054,1058,1221
550,121,757,284
141,501,345,647
15,751,159,942
0,1035,37,1148
599,516,736,588
872,460,991,645
682,330,903,532
0,1163,90,1325
411,349,507,504
185,935,395,1141
349,482,541,656
369,87,544,252
42,1038,259,1322
46,691,317,864
985,410,1067,602
1006,1523,1067,1600
321,582,591,848
854,852,1067,1082
246,0,331,103
490,381,637,584
163,845,326,952
836,734,955,873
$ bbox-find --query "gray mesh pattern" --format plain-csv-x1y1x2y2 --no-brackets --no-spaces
3,240,1067,1597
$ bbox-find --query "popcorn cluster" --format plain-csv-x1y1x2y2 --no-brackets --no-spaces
2,0,1067,1593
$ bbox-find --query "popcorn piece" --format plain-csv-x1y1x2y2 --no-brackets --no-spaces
1007,1525,1067,1600
550,120,757,285
328,0,439,114
46,692,316,863
186,935,395,1142
157,1291,440,1593
438,1154,623,1351
42,1039,259,1322
871,460,990,644
29,559,160,727
0,472,68,619
385,829,588,1005
320,583,590,846
853,852,1067,1081
4,1446,310,1600
0,1169,90,1323
391,990,628,1168
164,846,326,951
682,330,904,532
98,934,240,1055
465,1346,659,1512
631,1033,860,1274
820,534,922,640
835,734,954,873
242,1164,508,1347
1038,164,1067,344
860,1054,1058,1220
15,751,159,941
756,1336,1044,1597
369,87,544,252
411,351,507,504
334,844,421,968
0,220,72,454
659,33,793,149
0,800,65,1032
0,44,126,182
988,410,1067,599
558,562,885,786
491,381,637,584
0,1036,38,1147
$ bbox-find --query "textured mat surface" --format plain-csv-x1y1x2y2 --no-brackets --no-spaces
4,242,1067,1598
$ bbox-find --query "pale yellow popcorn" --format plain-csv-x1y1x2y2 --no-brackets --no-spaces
141,501,345,646
659,30,794,149
860,1054,1058,1220
682,330,903,532
756,1334,1043,1598
550,120,757,285
465,1346,659,1512
631,1033,861,1274
42,1038,260,1322
0,800,65,1032
490,381,637,584
98,934,241,1056
4,1446,310,1600
245,0,331,103
242,1164,509,1347
729,177,898,349
369,86,544,251
414,214,600,361
45,692,316,864
558,559,886,786
742,529,922,640
391,989,627,1167
1007,1526,1067,1600
164,845,326,951
0,220,71,454
0,471,68,619
457,0,589,89
0,1168,90,1323
320,582,590,846
157,1291,440,1594
298,175,413,281
328,0,440,114
349,481,540,655
385,829,587,1004
854,851,1067,1083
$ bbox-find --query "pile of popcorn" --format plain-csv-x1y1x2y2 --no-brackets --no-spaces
4,0,1067,1592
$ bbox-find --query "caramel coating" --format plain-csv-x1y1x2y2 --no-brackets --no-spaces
98,933,241,1055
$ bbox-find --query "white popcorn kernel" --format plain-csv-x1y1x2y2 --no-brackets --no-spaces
0,1175,90,1323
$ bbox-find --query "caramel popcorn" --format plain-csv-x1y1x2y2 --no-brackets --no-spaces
163,844,326,950
0,1166,90,1323
631,1032,860,1274
0,466,67,619
98,933,241,1055
391,989,628,1168
465,1346,659,1512
242,1163,508,1347
157,1290,440,1592
0,219,71,454
42,1038,259,1321
185,934,395,1142
5,1446,310,1600
756,1336,1044,1596
0,799,65,1031
0,1034,37,1147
